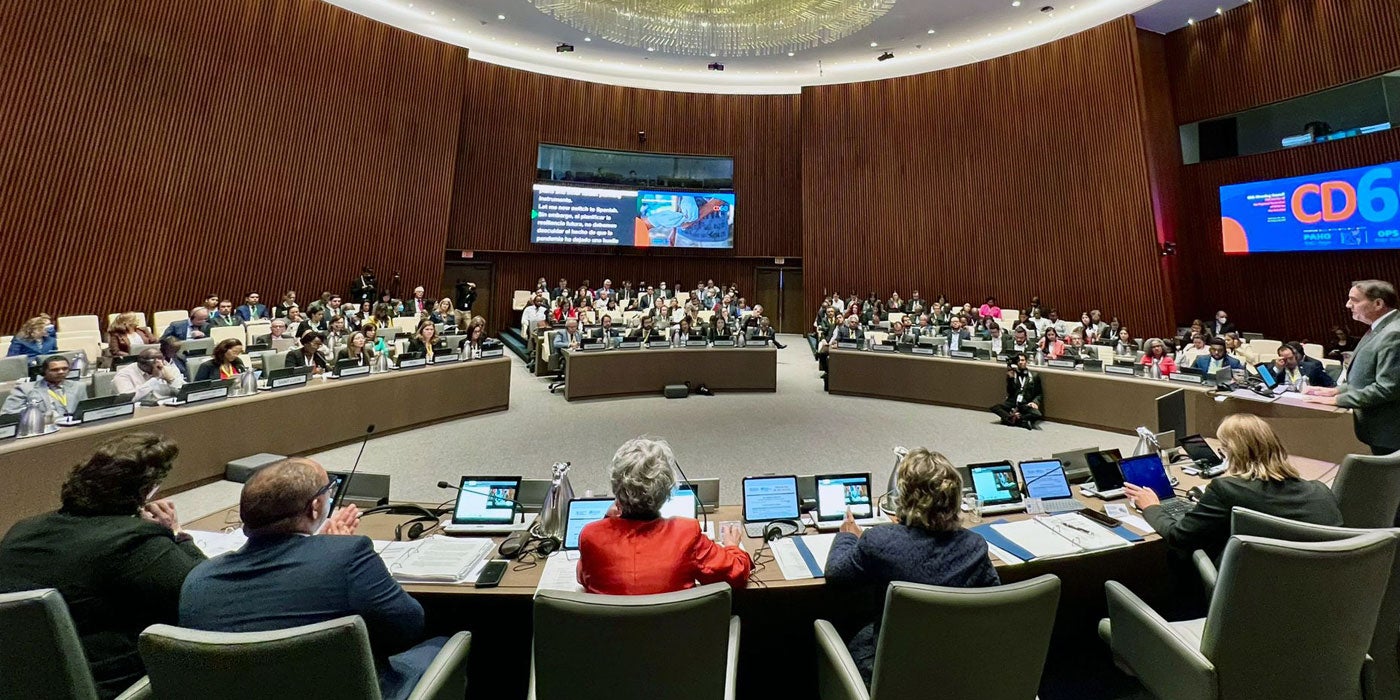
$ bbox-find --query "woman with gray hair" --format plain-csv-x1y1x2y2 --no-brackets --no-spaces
578,437,750,595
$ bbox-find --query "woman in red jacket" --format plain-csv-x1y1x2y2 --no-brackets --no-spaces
578,438,750,595
1139,337,1178,376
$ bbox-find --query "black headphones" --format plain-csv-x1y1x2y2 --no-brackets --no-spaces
762,519,801,541
360,504,442,541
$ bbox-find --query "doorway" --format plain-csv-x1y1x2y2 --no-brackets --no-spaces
754,267,804,335
443,261,494,331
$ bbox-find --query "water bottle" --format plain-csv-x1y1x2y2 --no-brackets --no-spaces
70,351,88,377
537,462,575,542
18,397,47,437
237,371,258,397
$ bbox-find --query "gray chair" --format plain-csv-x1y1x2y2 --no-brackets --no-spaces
814,575,1060,700
1332,450,1400,527
0,355,28,382
0,588,147,700
1101,532,1396,700
138,616,470,700
530,582,739,700
91,370,117,398
184,356,212,382
1190,508,1400,700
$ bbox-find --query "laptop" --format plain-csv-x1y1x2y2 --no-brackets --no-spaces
563,497,615,550
1118,453,1192,516
69,393,137,424
334,356,372,378
1254,362,1285,393
443,476,529,534
1180,434,1228,477
813,473,888,531
742,475,801,538
1017,459,1084,514
659,486,716,539
1051,447,1099,483
1081,449,1127,499
966,461,1025,515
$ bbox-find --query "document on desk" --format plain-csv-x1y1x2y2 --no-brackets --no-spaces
187,530,248,558
381,536,493,584
987,521,1081,559
1036,514,1133,552
771,533,837,580
1103,504,1153,535
1224,388,1279,404
536,553,584,594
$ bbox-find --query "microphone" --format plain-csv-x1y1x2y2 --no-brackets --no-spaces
671,459,709,535
332,424,375,511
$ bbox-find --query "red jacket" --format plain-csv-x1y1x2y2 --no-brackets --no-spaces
1140,353,1178,375
577,516,751,595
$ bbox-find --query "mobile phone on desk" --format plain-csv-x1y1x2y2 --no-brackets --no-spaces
1078,508,1121,528
475,560,509,588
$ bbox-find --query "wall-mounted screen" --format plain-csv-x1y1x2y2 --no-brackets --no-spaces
1220,161,1400,254
531,183,735,248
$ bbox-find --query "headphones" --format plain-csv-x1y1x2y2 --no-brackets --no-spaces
360,504,442,541
762,519,801,542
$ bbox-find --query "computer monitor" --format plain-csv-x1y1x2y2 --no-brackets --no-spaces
1118,454,1175,500
967,462,1023,508
1085,449,1126,491
813,473,874,524
1017,459,1074,501
451,476,520,525
659,486,698,520
741,475,800,523
563,497,615,550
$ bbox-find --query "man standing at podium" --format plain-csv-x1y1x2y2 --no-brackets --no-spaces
1308,280,1400,456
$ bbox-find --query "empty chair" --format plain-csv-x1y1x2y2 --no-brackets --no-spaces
1102,532,1395,700
0,355,28,382
1249,338,1282,358
209,325,245,345
186,356,213,382
1332,450,1400,527
1303,342,1325,360
91,371,117,398
57,315,100,334
814,576,1060,700
530,583,739,700
151,310,189,332
138,616,470,700
179,337,215,358
0,588,146,700
1190,508,1400,700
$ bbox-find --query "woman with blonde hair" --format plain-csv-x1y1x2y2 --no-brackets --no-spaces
7,315,57,358
1126,413,1341,561
825,448,1000,685
107,312,155,358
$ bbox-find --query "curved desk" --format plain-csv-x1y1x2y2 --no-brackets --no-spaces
827,349,1365,463
0,358,511,535
561,346,777,401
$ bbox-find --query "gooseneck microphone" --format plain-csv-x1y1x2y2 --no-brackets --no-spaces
671,459,709,534
435,480,529,516
332,424,375,511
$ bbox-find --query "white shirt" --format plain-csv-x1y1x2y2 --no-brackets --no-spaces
521,305,548,333
113,362,185,402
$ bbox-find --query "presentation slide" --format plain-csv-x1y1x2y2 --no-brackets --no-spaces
532,183,734,248
1220,160,1400,253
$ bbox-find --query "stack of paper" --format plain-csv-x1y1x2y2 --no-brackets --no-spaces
380,536,494,583
770,533,838,580
187,530,248,558
536,553,585,594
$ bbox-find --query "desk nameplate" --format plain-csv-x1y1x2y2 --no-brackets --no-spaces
81,403,136,424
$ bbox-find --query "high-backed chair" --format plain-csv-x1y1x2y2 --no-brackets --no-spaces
1101,532,1396,700
1249,338,1282,359
179,338,215,358
138,616,470,700
186,356,213,382
814,575,1060,700
1303,342,1325,360
1188,508,1400,700
0,588,147,700
151,310,189,332
57,315,100,334
106,312,147,332
209,325,245,345
1332,450,1400,528
392,316,419,335
0,355,29,382
530,583,739,700
92,371,118,398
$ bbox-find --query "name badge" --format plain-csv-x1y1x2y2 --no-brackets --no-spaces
1047,359,1078,369
1170,372,1203,384
338,365,371,378
950,350,976,359
399,358,427,369
186,387,228,404
272,374,309,389
431,353,459,365
481,348,504,358
1105,364,1136,376
81,403,135,423
912,346,934,355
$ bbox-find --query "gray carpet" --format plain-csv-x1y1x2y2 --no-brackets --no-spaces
174,336,1139,521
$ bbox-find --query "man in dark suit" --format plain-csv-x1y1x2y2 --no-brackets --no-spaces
991,353,1043,429
350,267,377,304
160,307,209,341
1271,342,1336,389
945,317,972,352
1211,310,1237,337
1308,280,1400,455
1192,338,1243,375
208,299,243,328
235,292,268,322
179,458,440,700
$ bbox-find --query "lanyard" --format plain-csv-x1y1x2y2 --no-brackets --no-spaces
46,387,68,408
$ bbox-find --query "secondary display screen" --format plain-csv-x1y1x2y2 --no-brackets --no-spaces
1018,460,1073,500
532,183,735,248
968,462,1021,506
564,498,614,549
1219,160,1400,253
742,476,800,522
815,474,873,522
452,478,518,524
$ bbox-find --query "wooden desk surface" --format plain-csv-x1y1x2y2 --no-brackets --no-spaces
828,350,1365,463
0,358,512,535
562,346,777,401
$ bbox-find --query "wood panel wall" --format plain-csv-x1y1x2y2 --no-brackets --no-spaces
800,18,1171,336
1166,0,1400,124
449,60,802,259
0,0,467,332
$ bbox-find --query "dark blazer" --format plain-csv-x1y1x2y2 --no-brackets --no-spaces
234,304,267,322
1269,358,1336,388
1192,353,1243,374
336,348,373,368
1144,475,1341,562
283,348,328,371
208,314,242,328
179,534,424,693
405,338,446,357
825,525,1000,684
1211,320,1237,336
160,319,208,342
1004,371,1043,408
0,512,206,699
194,359,247,382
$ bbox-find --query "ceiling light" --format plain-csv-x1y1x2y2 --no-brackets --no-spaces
1215,7,1223,14
787,52,795,56
927,29,936,34
584,37,591,41
1012,1,1021,5
1187,17,1195,24
647,46,655,51
497,14,506,20
709,52,717,57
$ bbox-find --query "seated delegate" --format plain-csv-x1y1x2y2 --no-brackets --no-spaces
1191,337,1243,375
0,434,205,699
1272,341,1336,389
194,339,247,381
113,348,185,401
824,448,999,686
405,321,446,361
283,331,329,374
577,437,750,594
1124,413,1341,562
337,330,374,367
2,354,87,416
1139,337,1177,376
179,458,443,700
6,315,56,358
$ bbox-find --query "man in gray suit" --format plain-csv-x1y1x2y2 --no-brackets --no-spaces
1308,280,1400,455
1,355,86,415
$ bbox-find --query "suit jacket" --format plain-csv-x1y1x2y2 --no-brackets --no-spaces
6,335,57,358
194,359,247,382
833,326,864,343
2,379,88,416
1211,320,1237,337
234,304,267,322
283,348,328,372
1144,476,1341,562
208,314,242,328
336,348,373,368
160,319,208,342
1192,353,1243,374
1338,311,1400,449
179,534,423,678
405,338,445,358
1004,371,1043,408
1269,358,1336,388
945,328,972,349
0,512,206,699
577,517,750,595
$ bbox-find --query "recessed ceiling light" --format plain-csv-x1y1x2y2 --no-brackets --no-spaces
1187,17,1195,24
429,10,435,15
709,52,717,57
1215,6,1223,14
1012,0,1021,5
870,41,878,47
497,14,505,20
647,46,655,51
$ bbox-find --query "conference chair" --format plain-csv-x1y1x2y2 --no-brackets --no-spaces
106,312,147,332
57,315,100,334
1101,532,1395,700
1303,342,1325,360
814,576,1060,700
209,325,245,345
56,333,101,365
244,320,271,340
547,340,566,394
0,588,148,700
1190,508,1400,699
137,616,470,700
392,316,419,335
1249,339,1282,359
92,371,117,398
186,356,212,381
530,583,739,700
151,310,188,331
0,355,28,382
180,337,215,358
1332,450,1400,528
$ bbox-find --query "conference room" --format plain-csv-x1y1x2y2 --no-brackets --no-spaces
4,0,1400,699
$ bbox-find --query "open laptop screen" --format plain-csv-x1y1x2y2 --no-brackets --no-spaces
1018,460,1073,500
1086,449,1125,491
659,486,698,520
563,497,614,550
815,473,873,522
1118,454,1175,500
452,477,520,525
742,476,800,522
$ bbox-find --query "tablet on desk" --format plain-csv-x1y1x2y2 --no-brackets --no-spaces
967,461,1024,514
563,497,615,550
452,477,521,524
659,486,698,520
813,473,886,530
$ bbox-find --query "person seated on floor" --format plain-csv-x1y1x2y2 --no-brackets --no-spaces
825,447,999,686
577,437,750,595
179,458,446,700
990,353,1043,429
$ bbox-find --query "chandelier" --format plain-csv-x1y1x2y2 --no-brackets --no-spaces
527,0,898,57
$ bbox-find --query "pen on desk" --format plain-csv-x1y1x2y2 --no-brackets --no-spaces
1064,522,1093,535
